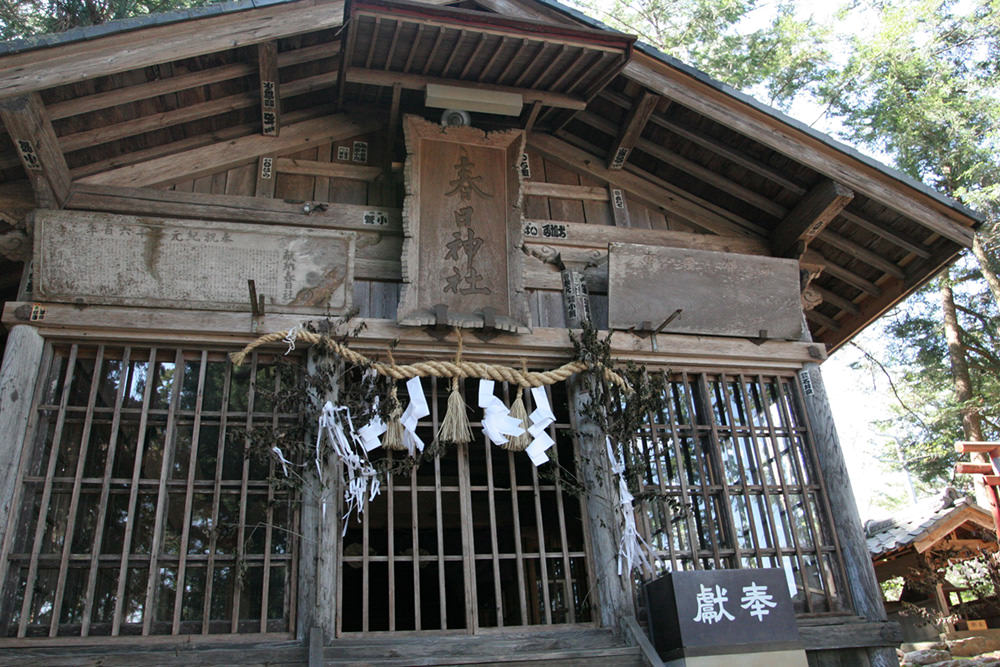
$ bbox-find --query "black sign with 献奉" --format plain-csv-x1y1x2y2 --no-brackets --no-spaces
644,568,801,658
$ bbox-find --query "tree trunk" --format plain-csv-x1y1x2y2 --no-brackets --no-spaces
972,233,1000,306
940,274,992,508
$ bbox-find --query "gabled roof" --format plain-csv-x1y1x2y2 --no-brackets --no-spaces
0,0,982,351
865,490,995,560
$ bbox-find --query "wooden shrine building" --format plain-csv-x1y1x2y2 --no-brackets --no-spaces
0,0,982,665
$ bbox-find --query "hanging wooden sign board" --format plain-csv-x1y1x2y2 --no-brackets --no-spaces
33,209,355,314
398,115,529,332
608,242,804,340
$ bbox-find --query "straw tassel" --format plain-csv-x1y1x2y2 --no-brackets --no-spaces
437,328,473,446
438,377,472,445
502,387,530,451
383,384,406,451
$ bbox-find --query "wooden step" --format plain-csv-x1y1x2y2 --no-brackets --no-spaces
322,627,640,666
0,627,642,667
323,645,643,666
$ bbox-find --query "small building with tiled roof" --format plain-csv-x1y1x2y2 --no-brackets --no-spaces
866,488,997,640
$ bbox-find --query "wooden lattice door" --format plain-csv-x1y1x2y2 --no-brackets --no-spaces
336,377,594,634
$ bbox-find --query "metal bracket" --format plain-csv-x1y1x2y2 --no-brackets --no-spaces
248,279,265,318
424,304,452,342
472,307,503,343
625,309,683,352
749,329,768,346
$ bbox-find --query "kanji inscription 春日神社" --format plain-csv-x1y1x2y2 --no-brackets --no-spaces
397,115,529,331
443,151,492,297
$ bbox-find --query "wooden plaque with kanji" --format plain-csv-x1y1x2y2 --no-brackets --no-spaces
398,115,528,332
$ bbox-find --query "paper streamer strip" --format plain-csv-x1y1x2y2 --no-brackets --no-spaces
606,437,654,576
272,446,293,477
525,386,556,466
316,400,381,533
357,396,387,452
478,379,526,446
400,376,430,456
282,323,304,354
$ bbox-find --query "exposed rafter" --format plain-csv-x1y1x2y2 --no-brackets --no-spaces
77,114,382,188
771,180,854,257
257,41,281,136
0,1,350,99
0,93,70,208
623,57,976,247
530,131,761,238
607,90,658,169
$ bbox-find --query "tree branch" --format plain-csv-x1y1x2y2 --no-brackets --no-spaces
849,341,932,432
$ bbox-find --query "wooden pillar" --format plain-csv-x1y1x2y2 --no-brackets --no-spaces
298,349,341,650
0,325,44,554
798,355,899,667
561,265,633,629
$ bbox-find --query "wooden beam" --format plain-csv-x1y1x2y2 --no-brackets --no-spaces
70,105,333,180
76,114,381,188
0,1,349,99
813,284,861,315
522,181,608,201
45,42,339,122
344,66,587,110
529,131,760,238
522,217,769,255
385,82,402,172
274,157,382,181
57,72,338,154
523,100,542,134
575,110,785,219
607,90,658,170
2,302,826,369
957,462,994,475
816,243,959,352
0,93,71,208
255,156,276,198
815,227,906,280
257,41,281,136
956,441,1000,454
771,180,854,257
839,209,932,260
66,183,400,234
806,308,841,332
623,56,976,247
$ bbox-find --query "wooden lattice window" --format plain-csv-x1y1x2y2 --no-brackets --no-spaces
0,344,299,638
337,378,594,634
629,371,847,614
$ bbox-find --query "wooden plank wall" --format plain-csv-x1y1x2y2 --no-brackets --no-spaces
149,139,698,327
521,149,685,232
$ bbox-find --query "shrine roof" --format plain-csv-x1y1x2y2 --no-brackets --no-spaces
0,0,983,352
865,489,994,560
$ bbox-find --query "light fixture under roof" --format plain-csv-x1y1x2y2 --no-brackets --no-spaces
425,83,523,117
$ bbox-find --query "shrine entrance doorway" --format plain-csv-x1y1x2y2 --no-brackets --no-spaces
336,378,594,635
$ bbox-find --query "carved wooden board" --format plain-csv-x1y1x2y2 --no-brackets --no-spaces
398,115,528,332
34,210,355,314
608,242,803,340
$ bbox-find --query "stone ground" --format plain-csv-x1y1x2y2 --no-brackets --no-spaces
900,636,1000,666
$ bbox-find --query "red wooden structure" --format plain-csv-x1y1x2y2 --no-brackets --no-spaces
955,441,1000,539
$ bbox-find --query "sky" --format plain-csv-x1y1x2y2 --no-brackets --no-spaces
823,333,917,520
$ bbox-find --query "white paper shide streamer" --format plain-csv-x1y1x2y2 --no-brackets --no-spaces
478,380,525,446
400,376,430,456
316,401,382,533
524,386,556,466
606,437,654,577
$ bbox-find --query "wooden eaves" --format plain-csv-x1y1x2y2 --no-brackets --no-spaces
0,0,983,353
